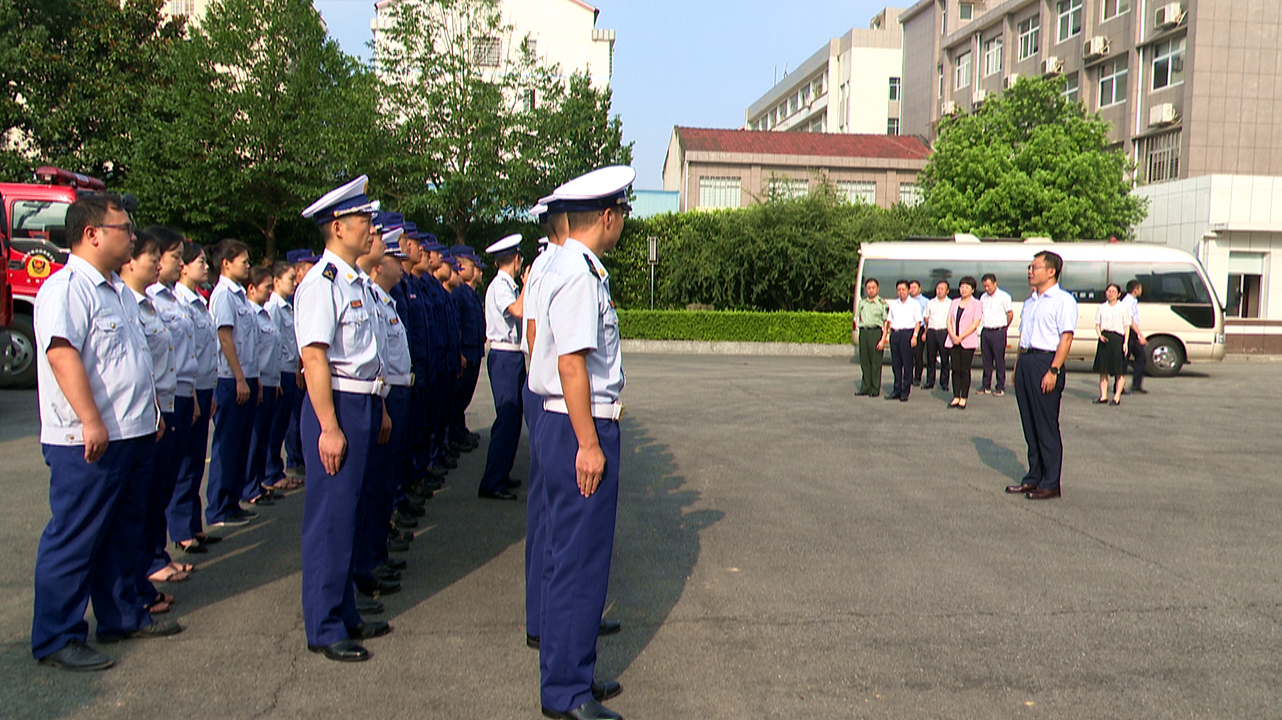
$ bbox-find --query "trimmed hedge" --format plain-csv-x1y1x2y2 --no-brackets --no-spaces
618,310,851,345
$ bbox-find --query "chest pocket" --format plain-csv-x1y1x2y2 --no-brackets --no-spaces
92,315,130,361
234,306,255,346
338,304,373,351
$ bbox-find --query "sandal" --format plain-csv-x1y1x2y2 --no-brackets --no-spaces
147,598,171,614
193,533,222,545
148,565,190,583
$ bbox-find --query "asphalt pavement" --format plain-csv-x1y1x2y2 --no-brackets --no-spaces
2,354,1281,720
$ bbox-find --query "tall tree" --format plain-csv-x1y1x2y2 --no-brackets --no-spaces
918,75,1147,240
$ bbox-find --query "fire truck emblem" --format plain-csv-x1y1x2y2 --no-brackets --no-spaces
26,255,51,279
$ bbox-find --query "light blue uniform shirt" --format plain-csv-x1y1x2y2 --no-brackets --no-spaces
176,283,218,390
209,275,259,380
148,282,198,397
293,249,383,382
35,254,158,445
1121,293,1140,323
527,238,624,404
266,293,299,374
1019,283,1079,352
251,300,281,387
521,243,560,357
131,288,178,413
484,269,521,346
372,284,412,380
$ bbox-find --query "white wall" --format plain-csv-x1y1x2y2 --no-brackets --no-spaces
842,46,901,135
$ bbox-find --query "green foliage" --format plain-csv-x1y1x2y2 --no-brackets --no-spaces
603,183,932,312
618,310,850,345
918,75,1148,241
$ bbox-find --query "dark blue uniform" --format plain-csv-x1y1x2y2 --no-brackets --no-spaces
451,282,484,442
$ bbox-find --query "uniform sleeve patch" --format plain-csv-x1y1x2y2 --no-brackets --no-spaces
321,263,337,281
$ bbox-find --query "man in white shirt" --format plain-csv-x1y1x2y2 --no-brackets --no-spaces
908,280,930,386
979,273,1014,396
1122,280,1148,394
885,280,923,402
923,280,952,391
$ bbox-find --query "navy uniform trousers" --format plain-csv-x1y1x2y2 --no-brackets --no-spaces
522,384,547,639
980,327,1008,392
451,353,482,441
889,328,914,399
143,401,192,589
479,350,526,493
355,385,410,585
300,389,381,647
535,411,621,713
32,437,155,658
284,378,306,470
207,377,259,525
168,388,212,543
266,372,300,484
243,384,281,501
409,381,432,478
1014,351,1066,491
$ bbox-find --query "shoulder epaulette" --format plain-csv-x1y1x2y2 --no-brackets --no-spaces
321,263,337,281
582,253,605,279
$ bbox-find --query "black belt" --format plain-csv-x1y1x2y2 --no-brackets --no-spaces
1020,348,1055,355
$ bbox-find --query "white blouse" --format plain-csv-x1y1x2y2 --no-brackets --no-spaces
1095,301,1132,335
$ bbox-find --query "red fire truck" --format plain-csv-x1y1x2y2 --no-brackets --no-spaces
1,167,105,388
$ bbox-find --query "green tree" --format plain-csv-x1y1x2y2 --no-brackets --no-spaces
127,0,385,259
918,75,1147,241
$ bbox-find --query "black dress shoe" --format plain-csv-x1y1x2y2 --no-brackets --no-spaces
541,699,622,720
356,594,385,614
384,557,407,570
444,447,461,459
884,394,901,400
371,565,401,582
1005,483,1039,494
478,489,518,501
348,621,393,640
38,639,114,671
504,478,522,489
357,579,402,597
96,619,183,644
526,634,540,649
399,502,426,517
1133,387,1148,394
308,638,370,662
899,396,909,402
592,680,622,701
598,619,621,636
394,514,418,529
440,455,458,469
1026,488,1062,500
922,383,934,390
387,537,410,553
940,385,949,392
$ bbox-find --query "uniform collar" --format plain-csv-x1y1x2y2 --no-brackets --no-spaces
266,293,289,310
65,253,113,288
128,286,153,308
216,275,245,295
147,282,176,300
175,283,200,302
496,268,515,284
320,249,368,287
562,238,607,280
1030,283,1062,301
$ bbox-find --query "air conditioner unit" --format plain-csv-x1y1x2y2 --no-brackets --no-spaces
1149,102,1180,126
941,100,960,117
1004,73,1022,90
972,89,990,105
1042,57,1064,76
1084,36,1110,59
1155,2,1185,29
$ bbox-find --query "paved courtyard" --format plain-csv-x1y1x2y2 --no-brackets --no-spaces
1,353,1280,719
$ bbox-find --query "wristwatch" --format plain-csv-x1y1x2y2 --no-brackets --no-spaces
1049,366,1061,375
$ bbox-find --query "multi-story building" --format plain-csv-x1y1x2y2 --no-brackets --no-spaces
160,0,212,22
900,0,1281,184
745,8,905,136
372,0,615,88
662,127,930,212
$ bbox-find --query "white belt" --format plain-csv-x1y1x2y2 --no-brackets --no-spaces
543,397,624,421
385,373,414,387
332,376,390,398
489,341,521,352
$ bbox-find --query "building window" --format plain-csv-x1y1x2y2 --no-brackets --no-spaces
525,90,537,110
1057,0,1082,43
899,182,923,206
887,118,900,135
169,0,195,16
1102,0,1131,20
813,74,827,98
941,0,947,35
473,37,501,67
1063,72,1079,103
698,177,742,209
889,77,901,100
959,2,974,20
1098,58,1127,107
1152,36,1186,90
1017,16,1041,60
983,36,1004,77
1228,268,1263,318
937,65,945,99
768,178,810,200
808,116,826,133
838,181,878,205
1144,130,1180,183
955,51,972,90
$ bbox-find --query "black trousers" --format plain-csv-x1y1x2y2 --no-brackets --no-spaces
980,327,1007,392
912,326,927,383
889,329,914,398
925,329,950,388
950,346,975,398
1014,351,1066,491
1126,329,1146,388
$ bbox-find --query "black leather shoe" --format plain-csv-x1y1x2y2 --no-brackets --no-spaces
387,537,410,553
356,595,384,614
383,557,407,570
1026,488,1062,500
394,514,418,529
440,455,458,469
478,489,518,501
468,431,480,443
526,634,540,649
357,579,401,596
884,394,901,400
96,619,183,644
504,478,522,489
371,565,401,582
308,638,369,662
599,619,621,636
592,680,622,702
399,502,426,517
1005,483,1038,494
921,383,934,390
348,621,392,640
444,447,461,460
541,699,622,720
426,466,447,480
37,639,114,671
899,396,909,402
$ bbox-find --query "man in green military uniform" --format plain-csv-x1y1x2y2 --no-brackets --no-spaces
855,278,889,397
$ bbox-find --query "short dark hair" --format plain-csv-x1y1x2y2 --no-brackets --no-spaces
959,276,978,291
1106,283,1123,296
896,279,909,289
249,266,273,288
936,280,950,289
864,278,879,288
65,192,125,249
908,279,921,288
182,241,205,265
1126,279,1142,294
269,261,293,279
144,225,184,255
210,239,250,275
130,228,161,259
566,210,603,233
1034,250,1063,280
981,273,997,284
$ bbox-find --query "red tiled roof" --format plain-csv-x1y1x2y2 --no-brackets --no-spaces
676,127,931,161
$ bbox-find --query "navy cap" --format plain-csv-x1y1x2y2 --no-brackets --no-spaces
373,211,404,232
449,244,475,257
419,233,446,253
302,175,381,225
286,249,321,264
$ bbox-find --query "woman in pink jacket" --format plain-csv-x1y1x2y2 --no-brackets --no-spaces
944,276,984,409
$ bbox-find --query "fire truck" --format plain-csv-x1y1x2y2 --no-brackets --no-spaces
1,167,105,388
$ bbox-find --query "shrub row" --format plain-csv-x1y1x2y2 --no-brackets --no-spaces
617,310,851,345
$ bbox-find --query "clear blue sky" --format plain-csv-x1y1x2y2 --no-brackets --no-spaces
313,0,898,188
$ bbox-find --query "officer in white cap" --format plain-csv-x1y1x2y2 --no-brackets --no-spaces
477,233,527,500
528,165,635,720
296,175,390,662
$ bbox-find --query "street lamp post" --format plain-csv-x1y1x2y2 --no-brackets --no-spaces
647,235,658,310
